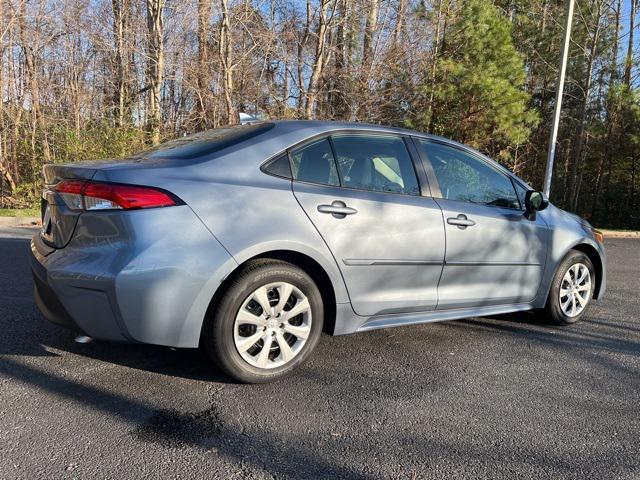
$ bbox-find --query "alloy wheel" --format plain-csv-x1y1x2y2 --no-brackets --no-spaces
559,263,592,317
233,282,312,369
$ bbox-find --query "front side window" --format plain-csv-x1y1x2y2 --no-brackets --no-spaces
418,140,519,209
331,134,420,196
290,138,340,186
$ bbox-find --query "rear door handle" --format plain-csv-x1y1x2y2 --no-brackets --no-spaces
447,214,476,229
317,201,358,218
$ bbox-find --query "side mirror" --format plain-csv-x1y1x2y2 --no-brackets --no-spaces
524,190,549,218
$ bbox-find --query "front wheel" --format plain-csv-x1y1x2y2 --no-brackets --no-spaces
543,250,595,325
202,259,324,383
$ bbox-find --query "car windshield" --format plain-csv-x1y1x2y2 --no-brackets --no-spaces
139,122,274,160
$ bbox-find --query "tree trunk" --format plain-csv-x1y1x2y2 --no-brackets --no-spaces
331,0,349,118
591,0,621,220
219,0,237,124
0,0,9,195
145,0,164,142
568,0,604,212
393,0,406,46
624,0,635,86
146,0,165,145
610,0,621,80
305,0,331,119
18,1,51,166
356,0,378,119
362,0,378,71
197,0,212,127
112,0,131,127
297,0,311,116
425,0,444,130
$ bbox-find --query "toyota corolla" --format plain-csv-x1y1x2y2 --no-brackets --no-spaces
30,121,606,383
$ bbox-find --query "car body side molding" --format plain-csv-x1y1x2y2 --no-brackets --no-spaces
355,303,533,333
342,259,444,266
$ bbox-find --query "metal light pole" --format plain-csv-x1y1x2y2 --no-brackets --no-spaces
543,0,575,197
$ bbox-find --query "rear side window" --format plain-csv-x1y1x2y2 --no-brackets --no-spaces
331,135,420,196
418,140,519,209
290,138,340,186
262,154,292,178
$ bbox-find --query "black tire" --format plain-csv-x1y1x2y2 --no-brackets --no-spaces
543,250,595,325
202,259,323,383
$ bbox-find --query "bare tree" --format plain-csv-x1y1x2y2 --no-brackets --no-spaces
568,0,605,211
219,0,237,124
146,0,165,144
111,0,131,126
305,0,333,119
197,0,212,127
624,0,636,86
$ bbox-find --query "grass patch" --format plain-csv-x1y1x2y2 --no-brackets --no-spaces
0,207,40,218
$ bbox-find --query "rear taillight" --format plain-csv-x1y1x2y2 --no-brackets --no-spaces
54,180,178,211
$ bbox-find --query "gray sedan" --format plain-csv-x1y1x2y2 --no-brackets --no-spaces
30,121,606,383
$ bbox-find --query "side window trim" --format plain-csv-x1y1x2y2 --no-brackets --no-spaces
286,130,427,197
326,135,346,187
409,136,441,198
416,137,521,211
403,136,432,197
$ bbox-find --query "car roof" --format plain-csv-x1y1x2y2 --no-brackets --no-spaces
266,119,430,139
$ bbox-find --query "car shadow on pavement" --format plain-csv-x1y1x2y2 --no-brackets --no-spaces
452,312,640,358
0,356,371,479
4,308,238,384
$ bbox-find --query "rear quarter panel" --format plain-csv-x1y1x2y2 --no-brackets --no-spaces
92,133,351,307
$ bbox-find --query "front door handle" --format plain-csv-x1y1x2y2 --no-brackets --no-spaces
317,201,358,219
447,214,476,229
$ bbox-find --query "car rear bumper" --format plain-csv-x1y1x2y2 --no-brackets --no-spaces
29,206,237,347
32,253,81,332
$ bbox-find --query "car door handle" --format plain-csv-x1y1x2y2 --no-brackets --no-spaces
317,201,358,218
447,214,476,228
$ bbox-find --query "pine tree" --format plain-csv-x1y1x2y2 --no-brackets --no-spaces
412,0,538,164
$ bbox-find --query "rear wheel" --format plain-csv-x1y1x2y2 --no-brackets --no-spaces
543,250,595,325
202,259,323,383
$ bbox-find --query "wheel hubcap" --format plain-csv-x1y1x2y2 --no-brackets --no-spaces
559,263,592,318
233,282,312,369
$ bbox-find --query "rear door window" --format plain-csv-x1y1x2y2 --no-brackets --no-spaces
290,138,340,186
330,134,420,196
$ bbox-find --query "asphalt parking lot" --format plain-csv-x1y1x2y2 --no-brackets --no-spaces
0,226,638,479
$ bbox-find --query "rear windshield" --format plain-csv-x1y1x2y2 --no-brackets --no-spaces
142,122,274,160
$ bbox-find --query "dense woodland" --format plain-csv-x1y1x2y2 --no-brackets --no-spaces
1,0,639,228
